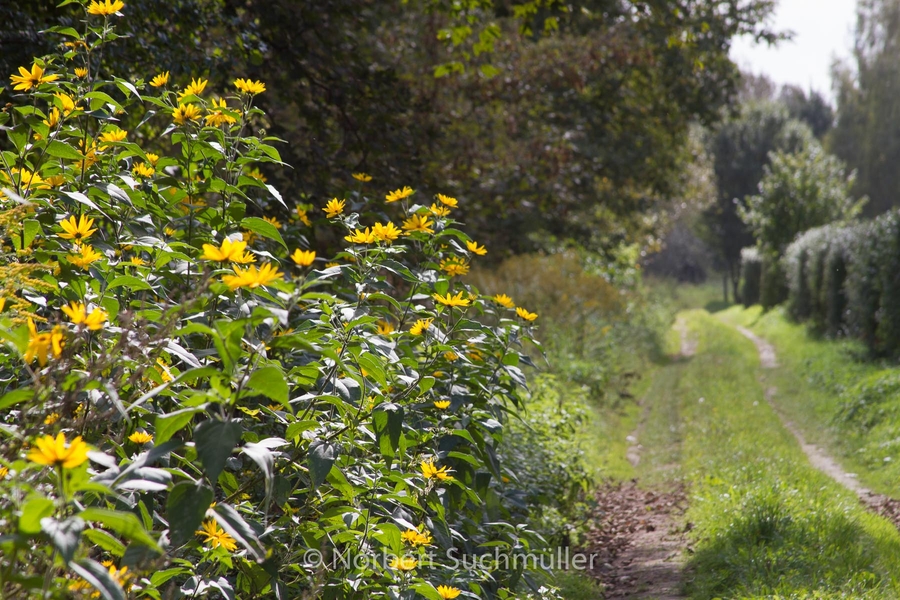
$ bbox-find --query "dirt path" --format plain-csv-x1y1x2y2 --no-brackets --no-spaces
585,483,688,599
735,325,900,526
591,321,694,599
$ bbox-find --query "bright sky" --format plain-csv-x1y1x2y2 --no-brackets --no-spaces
729,0,858,102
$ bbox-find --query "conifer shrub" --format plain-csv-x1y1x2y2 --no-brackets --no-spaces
740,247,762,307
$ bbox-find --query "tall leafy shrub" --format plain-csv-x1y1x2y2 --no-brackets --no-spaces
740,247,762,307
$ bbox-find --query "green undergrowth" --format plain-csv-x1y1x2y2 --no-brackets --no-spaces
676,311,900,599
718,305,900,496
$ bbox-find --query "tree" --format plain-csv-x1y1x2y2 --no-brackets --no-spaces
779,85,834,138
829,0,900,216
741,144,864,255
703,101,814,300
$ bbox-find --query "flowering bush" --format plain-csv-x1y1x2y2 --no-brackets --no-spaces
0,3,553,598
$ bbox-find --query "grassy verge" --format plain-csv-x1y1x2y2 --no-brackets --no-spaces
718,305,900,496
676,310,900,598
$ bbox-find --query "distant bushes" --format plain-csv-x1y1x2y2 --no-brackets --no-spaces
784,209,900,356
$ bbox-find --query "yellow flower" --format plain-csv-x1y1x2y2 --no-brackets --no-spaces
291,249,316,267
149,71,169,87
45,174,66,187
128,431,153,444
232,250,256,264
421,459,453,481
10,63,60,91
325,261,340,268
402,214,434,234
376,320,395,335
200,238,248,262
222,263,283,290
388,556,418,571
345,227,377,244
386,186,414,203
178,77,208,100
263,215,282,229
433,291,470,308
352,172,372,182
28,433,88,469
164,226,177,236
444,351,459,361
429,203,451,217
54,92,76,116
205,97,237,127
234,78,266,94
87,0,125,16
145,152,160,165
433,400,450,410
129,256,145,266
59,214,97,241
25,319,65,366
516,307,538,321
323,198,346,218
0,466,7,479
437,586,462,599
440,258,469,277
62,302,107,330
10,167,48,191
373,222,402,244
242,230,257,245
76,139,98,171
132,162,154,178
74,67,88,78
401,528,433,546
295,206,312,226
67,244,103,269
42,107,61,129
44,413,60,425
173,103,202,125
493,294,515,308
436,194,458,208
154,358,173,382
466,240,487,255
409,318,433,335
197,519,238,552
99,127,127,145
246,167,267,182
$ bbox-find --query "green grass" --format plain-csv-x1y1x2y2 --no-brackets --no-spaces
717,304,900,496
669,310,900,599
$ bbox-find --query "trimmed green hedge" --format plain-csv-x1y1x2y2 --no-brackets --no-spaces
784,210,900,355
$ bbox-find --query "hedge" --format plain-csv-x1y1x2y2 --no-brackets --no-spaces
784,209,900,355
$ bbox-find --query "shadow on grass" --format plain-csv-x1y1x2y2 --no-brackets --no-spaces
684,491,900,598
704,300,733,314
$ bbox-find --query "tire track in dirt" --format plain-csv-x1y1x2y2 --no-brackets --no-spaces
735,325,900,529
589,319,694,599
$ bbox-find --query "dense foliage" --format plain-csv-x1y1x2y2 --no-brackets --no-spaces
3,0,780,257
784,210,900,357
0,7,585,599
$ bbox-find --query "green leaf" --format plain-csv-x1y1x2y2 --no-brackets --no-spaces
46,140,85,161
79,508,161,552
166,482,213,547
107,276,153,292
412,582,444,600
19,496,54,534
210,503,265,562
246,366,289,408
83,529,126,557
373,403,404,459
373,523,402,554
308,440,337,489
70,559,126,600
240,217,287,250
41,516,84,562
154,406,203,445
0,389,33,411
194,419,242,484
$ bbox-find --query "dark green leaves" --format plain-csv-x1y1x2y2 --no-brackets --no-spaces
308,440,337,489
373,403,404,460
194,419,242,484
166,482,214,547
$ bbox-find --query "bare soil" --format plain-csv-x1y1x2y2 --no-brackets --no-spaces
583,482,689,599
